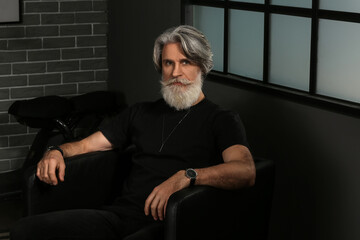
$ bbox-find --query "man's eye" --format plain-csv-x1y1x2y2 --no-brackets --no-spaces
181,60,190,65
164,61,172,66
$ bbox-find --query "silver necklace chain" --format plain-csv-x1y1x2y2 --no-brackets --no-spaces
159,109,191,152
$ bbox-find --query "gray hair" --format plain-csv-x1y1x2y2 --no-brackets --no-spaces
153,25,213,77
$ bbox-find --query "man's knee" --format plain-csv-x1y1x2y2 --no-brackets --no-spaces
10,212,61,240
10,216,40,240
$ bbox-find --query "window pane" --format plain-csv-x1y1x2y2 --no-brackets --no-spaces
232,0,264,4
271,0,311,8
228,10,264,81
193,5,224,72
269,14,311,91
0,0,20,22
320,0,360,13
317,20,360,103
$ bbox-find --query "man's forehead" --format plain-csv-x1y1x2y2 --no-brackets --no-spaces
162,42,188,59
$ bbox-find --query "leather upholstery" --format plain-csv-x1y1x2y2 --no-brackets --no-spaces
23,151,274,240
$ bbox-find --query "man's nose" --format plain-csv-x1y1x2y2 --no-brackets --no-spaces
171,63,183,78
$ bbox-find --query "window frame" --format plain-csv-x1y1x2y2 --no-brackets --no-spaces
181,0,360,117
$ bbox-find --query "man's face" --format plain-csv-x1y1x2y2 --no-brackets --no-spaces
161,42,201,84
160,42,204,111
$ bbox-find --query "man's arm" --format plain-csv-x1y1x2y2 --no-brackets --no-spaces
195,144,255,189
36,131,113,185
144,144,255,221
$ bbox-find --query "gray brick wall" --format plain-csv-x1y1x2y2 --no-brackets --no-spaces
0,0,109,173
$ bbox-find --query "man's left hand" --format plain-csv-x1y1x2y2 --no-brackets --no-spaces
144,170,189,221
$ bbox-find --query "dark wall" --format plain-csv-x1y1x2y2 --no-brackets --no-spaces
204,80,360,240
107,0,181,104
107,1,360,239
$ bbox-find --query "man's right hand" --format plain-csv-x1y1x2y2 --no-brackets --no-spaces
36,149,66,186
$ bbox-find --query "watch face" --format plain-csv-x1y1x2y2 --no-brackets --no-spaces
186,169,197,178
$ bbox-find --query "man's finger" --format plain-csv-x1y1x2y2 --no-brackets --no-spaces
144,192,156,216
157,199,165,221
150,197,160,221
58,162,66,182
164,200,168,219
36,165,41,179
36,163,43,180
42,162,49,183
48,161,58,185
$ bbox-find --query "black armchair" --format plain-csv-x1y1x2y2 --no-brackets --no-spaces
23,150,274,240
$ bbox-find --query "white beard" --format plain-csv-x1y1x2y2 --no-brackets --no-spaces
160,73,203,111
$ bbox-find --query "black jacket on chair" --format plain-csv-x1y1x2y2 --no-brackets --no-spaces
23,150,274,240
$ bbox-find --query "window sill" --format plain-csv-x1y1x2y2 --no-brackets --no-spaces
207,71,360,118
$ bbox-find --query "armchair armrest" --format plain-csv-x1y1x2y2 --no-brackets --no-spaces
23,150,130,216
165,157,275,240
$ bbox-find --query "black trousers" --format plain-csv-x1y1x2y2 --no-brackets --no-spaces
10,209,157,240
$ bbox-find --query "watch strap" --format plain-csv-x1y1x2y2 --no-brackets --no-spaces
47,145,64,156
189,177,195,186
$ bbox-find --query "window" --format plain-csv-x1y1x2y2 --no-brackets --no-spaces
0,0,20,23
182,0,360,115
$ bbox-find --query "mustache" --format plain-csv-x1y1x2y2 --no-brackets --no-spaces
161,78,192,87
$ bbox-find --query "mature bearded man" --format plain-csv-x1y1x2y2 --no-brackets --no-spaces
11,25,255,240
160,43,204,111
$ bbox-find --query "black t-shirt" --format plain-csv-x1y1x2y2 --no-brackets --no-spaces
99,98,248,215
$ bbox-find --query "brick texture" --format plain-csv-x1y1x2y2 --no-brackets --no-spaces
0,0,109,173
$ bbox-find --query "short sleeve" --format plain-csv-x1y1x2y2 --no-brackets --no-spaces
98,105,138,149
212,110,249,153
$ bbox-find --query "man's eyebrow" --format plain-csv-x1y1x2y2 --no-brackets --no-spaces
162,57,192,63
162,58,173,62
180,58,194,63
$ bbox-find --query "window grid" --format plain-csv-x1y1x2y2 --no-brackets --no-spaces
309,0,319,94
182,0,360,116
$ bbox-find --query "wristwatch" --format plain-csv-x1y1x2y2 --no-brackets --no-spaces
47,145,64,157
185,168,197,186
